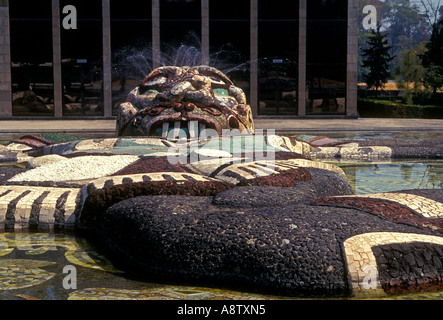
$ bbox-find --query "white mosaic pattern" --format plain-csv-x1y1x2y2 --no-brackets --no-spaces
0,186,81,230
86,172,222,190
8,155,140,183
339,193,443,218
343,232,443,295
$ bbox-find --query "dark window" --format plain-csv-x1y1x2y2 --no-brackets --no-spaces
161,0,200,20
306,20,347,64
258,0,298,115
9,0,52,20
306,0,347,115
60,0,104,116
10,0,54,116
111,1,152,115
209,0,250,101
209,0,249,20
307,0,347,20
259,0,298,20
111,0,152,19
160,0,201,64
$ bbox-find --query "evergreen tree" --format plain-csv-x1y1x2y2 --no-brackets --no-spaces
361,26,394,91
422,19,443,69
421,19,443,93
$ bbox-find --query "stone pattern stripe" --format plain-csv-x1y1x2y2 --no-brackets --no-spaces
213,160,297,184
315,196,443,234
343,232,443,296
0,186,81,230
86,172,221,192
279,159,348,180
210,158,346,184
338,193,443,218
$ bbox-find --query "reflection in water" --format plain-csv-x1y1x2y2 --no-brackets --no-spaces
337,160,443,195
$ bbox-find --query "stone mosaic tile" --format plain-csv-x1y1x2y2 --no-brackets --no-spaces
278,158,348,181
26,154,66,169
306,136,351,147
343,232,443,296
0,185,82,230
374,241,443,294
73,138,119,151
8,155,140,183
309,145,392,160
213,160,291,184
0,259,56,290
86,172,223,192
315,196,443,234
183,157,244,176
266,135,312,155
340,193,443,219
201,158,346,185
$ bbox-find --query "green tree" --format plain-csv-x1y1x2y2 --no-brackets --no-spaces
421,18,443,93
361,26,394,91
383,0,431,49
423,64,443,93
382,0,431,70
422,19,443,68
395,43,432,104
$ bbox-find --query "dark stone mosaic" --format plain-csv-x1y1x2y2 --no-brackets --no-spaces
315,196,443,234
374,242,443,294
87,195,437,297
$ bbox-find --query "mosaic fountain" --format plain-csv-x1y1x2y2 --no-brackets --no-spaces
0,65,443,299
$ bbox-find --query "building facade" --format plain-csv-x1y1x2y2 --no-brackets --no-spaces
0,0,358,119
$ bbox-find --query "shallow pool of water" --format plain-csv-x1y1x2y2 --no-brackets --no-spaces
336,160,443,194
294,130,443,142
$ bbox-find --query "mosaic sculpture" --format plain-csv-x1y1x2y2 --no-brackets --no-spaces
116,65,254,138
1,65,443,299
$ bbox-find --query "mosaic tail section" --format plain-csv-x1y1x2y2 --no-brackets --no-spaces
0,186,82,231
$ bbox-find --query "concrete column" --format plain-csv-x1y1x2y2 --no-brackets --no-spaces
102,0,112,117
52,0,62,117
201,0,209,65
152,0,161,68
298,0,306,117
250,0,258,117
346,0,358,118
0,0,12,118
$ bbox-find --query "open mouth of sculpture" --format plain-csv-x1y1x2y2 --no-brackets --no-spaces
149,116,220,139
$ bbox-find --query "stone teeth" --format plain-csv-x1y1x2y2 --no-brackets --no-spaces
188,121,198,139
161,122,169,138
172,121,181,139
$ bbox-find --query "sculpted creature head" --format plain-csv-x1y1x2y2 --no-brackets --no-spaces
116,65,254,139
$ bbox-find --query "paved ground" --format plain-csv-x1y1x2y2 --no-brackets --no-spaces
0,118,442,137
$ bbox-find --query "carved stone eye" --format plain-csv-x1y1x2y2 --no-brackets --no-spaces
213,88,229,96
